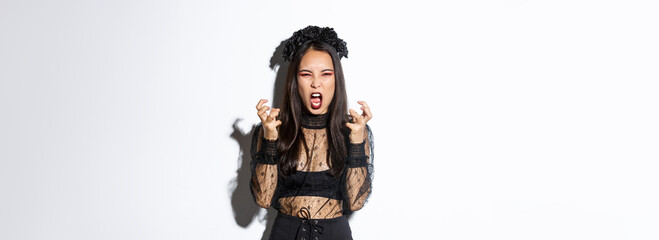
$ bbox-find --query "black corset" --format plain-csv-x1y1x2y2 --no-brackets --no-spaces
278,170,342,200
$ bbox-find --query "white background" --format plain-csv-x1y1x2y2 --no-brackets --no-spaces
1,0,658,239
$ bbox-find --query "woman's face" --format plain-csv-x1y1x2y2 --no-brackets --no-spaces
297,48,335,115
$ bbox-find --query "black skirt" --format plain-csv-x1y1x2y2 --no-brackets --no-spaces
269,211,353,240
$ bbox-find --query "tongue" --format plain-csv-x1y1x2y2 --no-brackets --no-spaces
311,97,321,109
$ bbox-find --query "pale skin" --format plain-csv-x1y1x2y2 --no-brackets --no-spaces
256,48,372,143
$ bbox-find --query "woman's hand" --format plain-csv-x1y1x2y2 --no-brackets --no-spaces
256,99,281,140
346,101,373,144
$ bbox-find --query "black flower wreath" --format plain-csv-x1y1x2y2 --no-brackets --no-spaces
282,25,348,62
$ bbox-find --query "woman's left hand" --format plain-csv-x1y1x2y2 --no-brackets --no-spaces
346,101,373,144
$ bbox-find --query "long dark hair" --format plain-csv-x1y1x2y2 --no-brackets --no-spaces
277,40,348,177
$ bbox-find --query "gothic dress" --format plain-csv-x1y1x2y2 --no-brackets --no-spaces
250,112,374,240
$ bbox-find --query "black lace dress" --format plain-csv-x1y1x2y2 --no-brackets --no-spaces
250,112,374,240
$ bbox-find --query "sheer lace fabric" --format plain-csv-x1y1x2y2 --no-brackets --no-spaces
250,113,374,220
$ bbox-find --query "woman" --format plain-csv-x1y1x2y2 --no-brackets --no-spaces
250,26,374,240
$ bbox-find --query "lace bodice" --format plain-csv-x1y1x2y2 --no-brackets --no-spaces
250,112,374,219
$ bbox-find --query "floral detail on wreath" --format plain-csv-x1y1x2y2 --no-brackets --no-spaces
282,25,348,62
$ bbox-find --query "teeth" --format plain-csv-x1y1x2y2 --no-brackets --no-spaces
311,93,321,98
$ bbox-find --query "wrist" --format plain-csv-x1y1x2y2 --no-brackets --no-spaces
263,130,278,141
349,133,363,144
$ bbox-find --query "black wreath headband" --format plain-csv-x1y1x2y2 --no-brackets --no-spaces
282,25,348,62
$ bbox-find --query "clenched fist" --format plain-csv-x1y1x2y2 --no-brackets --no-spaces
346,101,373,144
256,99,282,140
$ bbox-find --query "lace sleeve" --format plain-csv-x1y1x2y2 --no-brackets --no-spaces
249,124,279,208
343,124,374,211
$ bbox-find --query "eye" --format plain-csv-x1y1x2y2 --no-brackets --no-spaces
299,73,311,77
322,72,333,76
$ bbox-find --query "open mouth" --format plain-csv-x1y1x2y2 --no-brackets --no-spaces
310,92,322,109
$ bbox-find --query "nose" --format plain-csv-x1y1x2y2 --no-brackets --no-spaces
311,77,321,88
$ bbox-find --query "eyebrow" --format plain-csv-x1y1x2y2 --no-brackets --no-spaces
298,69,334,73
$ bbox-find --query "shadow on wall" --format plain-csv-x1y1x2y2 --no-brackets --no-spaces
228,41,288,240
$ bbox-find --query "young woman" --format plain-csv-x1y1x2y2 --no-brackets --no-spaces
250,26,374,240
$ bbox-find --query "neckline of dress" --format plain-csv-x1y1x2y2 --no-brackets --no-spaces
300,111,329,129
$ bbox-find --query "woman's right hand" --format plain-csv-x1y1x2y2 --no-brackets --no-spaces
256,99,281,141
